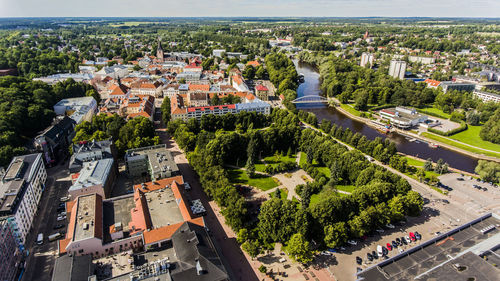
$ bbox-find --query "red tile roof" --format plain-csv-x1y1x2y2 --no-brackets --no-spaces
255,85,268,91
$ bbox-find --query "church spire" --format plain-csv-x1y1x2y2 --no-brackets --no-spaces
156,37,164,60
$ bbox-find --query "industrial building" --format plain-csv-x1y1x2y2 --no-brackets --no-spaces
53,96,98,124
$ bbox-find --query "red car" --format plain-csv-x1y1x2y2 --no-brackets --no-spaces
409,232,416,241
386,242,393,251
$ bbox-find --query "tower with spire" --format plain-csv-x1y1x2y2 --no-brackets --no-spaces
156,38,164,60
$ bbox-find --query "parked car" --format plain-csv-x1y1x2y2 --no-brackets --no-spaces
347,240,357,246
405,236,411,243
396,238,401,245
59,211,66,216
415,232,422,240
386,243,392,251
457,177,464,181
382,246,388,256
320,251,332,256
376,229,384,233
401,237,408,245
367,253,373,261
372,250,378,259
53,224,64,230
392,241,398,248
377,245,383,257
356,256,362,265
483,187,488,191
409,232,416,241
385,224,395,229
56,216,66,221
60,196,70,202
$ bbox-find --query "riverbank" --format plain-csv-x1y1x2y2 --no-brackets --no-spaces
330,100,499,165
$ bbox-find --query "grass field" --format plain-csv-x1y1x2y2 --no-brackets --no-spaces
448,125,500,153
422,132,500,158
417,107,451,119
255,154,296,173
340,103,362,117
309,185,354,206
405,156,425,167
227,169,278,191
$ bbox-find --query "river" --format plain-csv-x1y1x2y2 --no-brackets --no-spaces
294,60,479,173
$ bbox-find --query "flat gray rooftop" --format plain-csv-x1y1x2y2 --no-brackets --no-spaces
357,214,500,281
146,187,184,228
102,195,136,243
74,194,99,242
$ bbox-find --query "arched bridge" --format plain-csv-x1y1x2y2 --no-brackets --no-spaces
292,95,328,104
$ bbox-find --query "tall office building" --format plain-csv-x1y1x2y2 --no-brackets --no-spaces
389,60,407,79
360,52,374,68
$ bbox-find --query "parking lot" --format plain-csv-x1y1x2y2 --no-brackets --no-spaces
439,173,500,213
327,187,489,281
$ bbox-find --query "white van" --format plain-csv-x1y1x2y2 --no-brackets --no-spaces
37,233,44,245
49,233,61,242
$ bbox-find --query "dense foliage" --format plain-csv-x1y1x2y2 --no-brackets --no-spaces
73,114,160,155
0,76,92,166
480,108,500,144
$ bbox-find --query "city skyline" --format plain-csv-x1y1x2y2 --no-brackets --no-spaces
1,0,500,18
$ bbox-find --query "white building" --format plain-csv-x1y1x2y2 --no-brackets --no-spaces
0,154,47,246
95,65,129,79
53,97,98,124
474,90,500,103
389,60,407,79
379,107,428,129
69,159,116,199
360,53,374,68
212,49,226,57
33,73,94,85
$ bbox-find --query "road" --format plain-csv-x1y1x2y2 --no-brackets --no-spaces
157,128,261,281
21,163,72,281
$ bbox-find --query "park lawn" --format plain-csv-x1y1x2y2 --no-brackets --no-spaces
256,154,296,173
340,103,362,117
227,169,278,191
405,157,425,167
417,107,451,119
255,162,267,173
299,152,330,177
310,191,347,206
280,189,288,200
449,125,500,153
421,132,500,158
336,185,356,193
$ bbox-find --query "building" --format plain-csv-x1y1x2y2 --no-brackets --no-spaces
424,79,441,89
95,65,129,79
379,107,428,129
125,145,179,180
474,90,500,103
440,81,476,93
68,158,117,199
0,217,22,281
1,154,47,246
231,75,250,92
389,60,407,79
236,100,271,115
156,38,164,60
51,254,95,281
59,193,143,258
69,140,116,173
360,52,374,68
121,95,156,121
188,92,209,107
53,97,98,124
33,73,94,85
212,49,226,58
255,84,270,101
356,213,500,280
34,116,76,165
129,81,163,97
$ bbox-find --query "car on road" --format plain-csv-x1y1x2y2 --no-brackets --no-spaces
386,243,392,251
385,224,395,229
53,224,64,230
367,253,373,261
356,256,362,265
347,240,357,246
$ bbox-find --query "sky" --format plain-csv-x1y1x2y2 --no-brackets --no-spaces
1,0,499,18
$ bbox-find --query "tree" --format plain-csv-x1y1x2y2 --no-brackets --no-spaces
161,97,171,125
258,265,267,274
480,108,500,144
85,89,101,104
416,168,426,182
424,158,433,171
287,233,313,264
237,228,249,244
405,191,424,216
324,222,348,248
242,240,261,259
475,160,500,184
245,157,256,178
